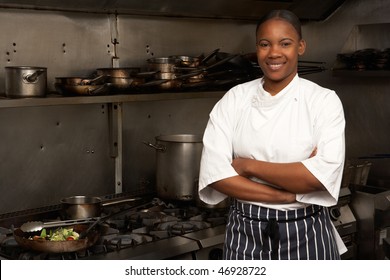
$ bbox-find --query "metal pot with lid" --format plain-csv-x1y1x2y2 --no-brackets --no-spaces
5,66,47,98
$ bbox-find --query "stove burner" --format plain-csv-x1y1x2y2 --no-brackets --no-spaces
0,197,228,260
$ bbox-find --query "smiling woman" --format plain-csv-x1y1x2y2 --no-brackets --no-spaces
255,12,306,95
198,9,346,260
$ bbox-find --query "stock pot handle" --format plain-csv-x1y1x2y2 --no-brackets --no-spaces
143,141,166,152
23,70,45,83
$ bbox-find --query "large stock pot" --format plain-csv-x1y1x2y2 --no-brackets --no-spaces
145,134,203,201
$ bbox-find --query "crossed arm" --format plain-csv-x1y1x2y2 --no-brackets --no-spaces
210,148,324,204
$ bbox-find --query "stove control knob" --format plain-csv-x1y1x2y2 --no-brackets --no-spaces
329,207,341,221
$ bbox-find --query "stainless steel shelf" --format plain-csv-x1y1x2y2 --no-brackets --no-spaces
332,69,390,77
0,91,225,108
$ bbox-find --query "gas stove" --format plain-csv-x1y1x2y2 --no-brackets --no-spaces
0,195,227,260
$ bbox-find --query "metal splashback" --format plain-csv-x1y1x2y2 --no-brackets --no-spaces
0,0,346,21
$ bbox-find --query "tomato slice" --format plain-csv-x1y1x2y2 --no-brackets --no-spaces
66,236,75,241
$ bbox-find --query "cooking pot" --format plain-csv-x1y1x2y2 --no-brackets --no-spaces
144,134,203,201
147,57,181,73
5,66,47,98
169,55,201,68
60,195,141,219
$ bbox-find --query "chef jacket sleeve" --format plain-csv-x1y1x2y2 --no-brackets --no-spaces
198,89,239,205
299,90,346,207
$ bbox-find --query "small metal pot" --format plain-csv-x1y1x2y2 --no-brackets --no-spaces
60,195,141,219
169,55,201,68
147,57,181,73
5,66,47,98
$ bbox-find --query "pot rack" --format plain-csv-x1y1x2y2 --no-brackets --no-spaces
0,55,324,194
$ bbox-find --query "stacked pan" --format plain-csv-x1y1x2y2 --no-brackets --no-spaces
95,67,151,93
140,49,223,91
54,75,110,96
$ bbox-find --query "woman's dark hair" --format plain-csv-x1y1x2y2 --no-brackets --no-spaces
256,10,302,39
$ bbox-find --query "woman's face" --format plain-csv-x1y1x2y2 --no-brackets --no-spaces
256,18,306,94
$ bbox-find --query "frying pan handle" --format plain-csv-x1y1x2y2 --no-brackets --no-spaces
203,54,239,71
86,83,109,95
101,197,142,207
200,48,220,64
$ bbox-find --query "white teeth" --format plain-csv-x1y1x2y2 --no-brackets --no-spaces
268,63,283,70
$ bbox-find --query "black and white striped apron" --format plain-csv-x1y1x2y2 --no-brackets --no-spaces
223,200,340,260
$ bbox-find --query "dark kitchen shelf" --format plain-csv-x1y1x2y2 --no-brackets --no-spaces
0,90,225,108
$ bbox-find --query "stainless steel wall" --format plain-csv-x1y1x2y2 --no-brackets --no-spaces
0,8,254,213
0,0,389,214
301,0,390,185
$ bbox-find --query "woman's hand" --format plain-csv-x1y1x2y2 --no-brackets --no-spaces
231,158,251,177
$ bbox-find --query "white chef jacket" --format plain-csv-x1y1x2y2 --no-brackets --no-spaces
199,74,346,208
198,74,347,254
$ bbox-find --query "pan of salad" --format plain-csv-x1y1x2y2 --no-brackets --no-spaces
13,224,100,253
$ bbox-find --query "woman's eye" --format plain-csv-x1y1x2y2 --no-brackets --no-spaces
281,42,292,47
258,42,269,48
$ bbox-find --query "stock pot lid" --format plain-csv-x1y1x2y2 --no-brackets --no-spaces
156,134,202,143
5,66,47,70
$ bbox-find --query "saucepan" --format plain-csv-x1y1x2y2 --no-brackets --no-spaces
5,66,47,98
147,57,182,73
60,195,142,220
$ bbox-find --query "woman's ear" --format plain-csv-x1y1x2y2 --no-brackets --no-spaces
298,39,306,56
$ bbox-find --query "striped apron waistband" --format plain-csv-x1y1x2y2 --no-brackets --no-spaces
233,199,323,222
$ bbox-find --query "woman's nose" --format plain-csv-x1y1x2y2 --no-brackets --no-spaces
268,45,281,57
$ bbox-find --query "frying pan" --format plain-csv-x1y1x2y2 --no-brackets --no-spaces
14,200,152,253
13,224,100,253
54,83,111,96
55,75,108,86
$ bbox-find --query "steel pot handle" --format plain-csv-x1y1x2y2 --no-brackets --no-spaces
143,141,166,152
23,70,45,83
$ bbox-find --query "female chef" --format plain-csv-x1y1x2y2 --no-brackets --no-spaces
198,9,346,260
